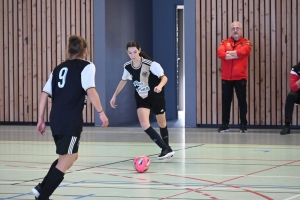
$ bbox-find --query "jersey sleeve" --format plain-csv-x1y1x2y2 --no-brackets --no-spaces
121,68,132,80
81,63,96,91
42,72,53,97
150,62,164,78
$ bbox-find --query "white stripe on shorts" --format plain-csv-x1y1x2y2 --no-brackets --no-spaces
68,136,77,154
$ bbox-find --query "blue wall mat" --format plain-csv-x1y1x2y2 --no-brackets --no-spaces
153,0,184,120
94,0,153,126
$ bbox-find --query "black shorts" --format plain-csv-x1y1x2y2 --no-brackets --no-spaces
136,97,166,115
53,135,80,155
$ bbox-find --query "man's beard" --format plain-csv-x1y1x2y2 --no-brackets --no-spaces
232,34,240,41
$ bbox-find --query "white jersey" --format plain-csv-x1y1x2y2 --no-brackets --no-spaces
122,58,165,99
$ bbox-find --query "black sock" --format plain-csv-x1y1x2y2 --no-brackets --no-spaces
40,159,58,188
144,126,168,150
159,126,169,147
38,167,64,199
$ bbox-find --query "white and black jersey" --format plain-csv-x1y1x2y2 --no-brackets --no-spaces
122,57,165,99
43,59,96,136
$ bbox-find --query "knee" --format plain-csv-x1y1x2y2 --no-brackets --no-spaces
158,121,167,128
56,162,71,173
140,121,150,130
56,155,78,173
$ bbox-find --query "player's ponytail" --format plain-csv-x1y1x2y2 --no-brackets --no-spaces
126,40,153,61
139,51,153,61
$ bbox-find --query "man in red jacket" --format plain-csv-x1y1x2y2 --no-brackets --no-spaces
217,21,252,133
280,62,300,135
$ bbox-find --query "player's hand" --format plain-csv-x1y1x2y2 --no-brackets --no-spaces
154,86,162,93
99,112,109,128
37,120,46,135
110,96,117,108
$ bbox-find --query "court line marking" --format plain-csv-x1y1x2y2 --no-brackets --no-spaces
9,144,205,186
74,194,95,199
283,194,300,200
160,159,300,200
2,145,207,199
93,170,219,200
2,144,298,199
1,167,300,179
0,192,32,199
164,174,273,200
1,154,299,162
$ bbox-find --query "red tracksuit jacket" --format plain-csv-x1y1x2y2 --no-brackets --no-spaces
290,62,300,92
217,36,252,80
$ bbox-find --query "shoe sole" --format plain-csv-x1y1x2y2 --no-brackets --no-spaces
240,130,247,133
218,129,229,132
31,188,40,197
157,151,175,160
168,151,175,159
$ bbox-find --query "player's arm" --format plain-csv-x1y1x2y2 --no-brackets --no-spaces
86,88,109,127
37,92,48,135
110,67,131,108
86,88,104,113
150,62,168,93
37,73,53,135
110,80,127,108
82,63,108,127
154,75,168,93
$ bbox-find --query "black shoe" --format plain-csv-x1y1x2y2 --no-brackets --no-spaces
32,183,42,197
218,123,229,132
240,123,247,133
157,148,175,160
280,126,290,135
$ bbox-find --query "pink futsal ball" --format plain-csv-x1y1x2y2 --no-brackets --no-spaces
133,155,151,173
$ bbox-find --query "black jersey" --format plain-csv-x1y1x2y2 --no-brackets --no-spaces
122,58,165,99
43,59,96,136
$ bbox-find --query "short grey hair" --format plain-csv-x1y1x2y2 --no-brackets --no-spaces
231,21,242,28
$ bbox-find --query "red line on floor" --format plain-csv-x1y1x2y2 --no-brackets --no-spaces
163,159,299,200
93,170,219,200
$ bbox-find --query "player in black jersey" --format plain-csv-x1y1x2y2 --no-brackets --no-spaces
110,41,175,160
32,35,109,200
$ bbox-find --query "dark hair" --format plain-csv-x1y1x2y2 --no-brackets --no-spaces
68,35,88,59
126,40,153,61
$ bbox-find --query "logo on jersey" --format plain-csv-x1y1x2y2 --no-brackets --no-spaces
136,86,150,93
133,80,144,87
142,71,148,77
133,81,150,93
